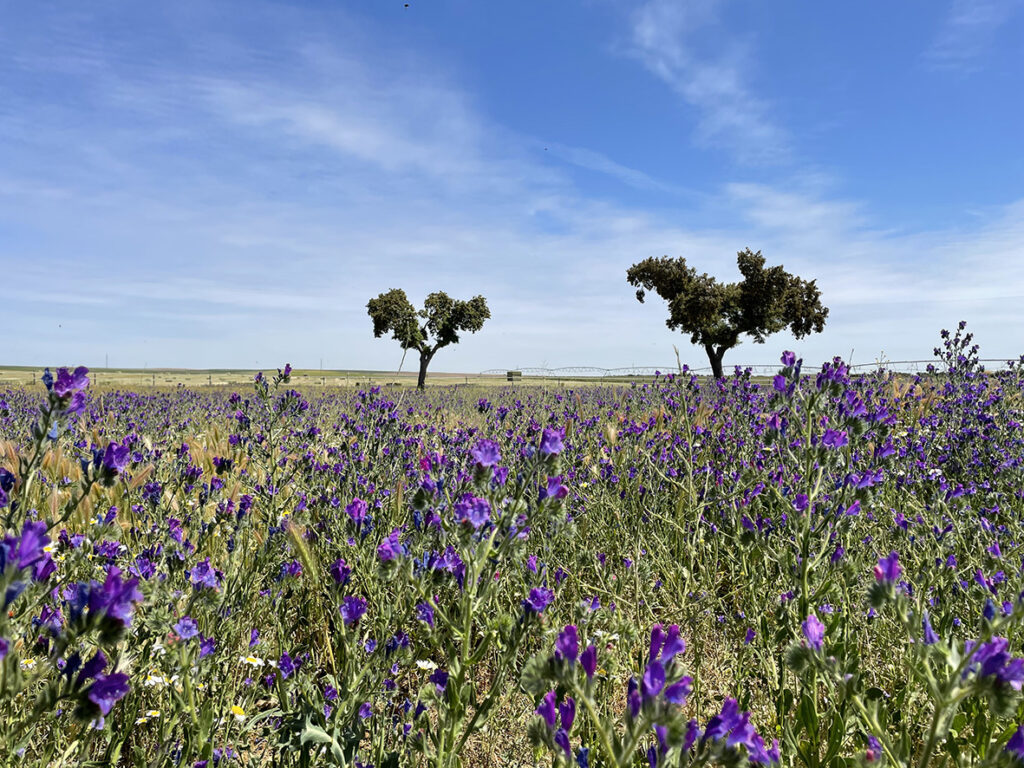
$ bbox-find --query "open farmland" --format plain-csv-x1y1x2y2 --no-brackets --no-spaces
2,325,1024,767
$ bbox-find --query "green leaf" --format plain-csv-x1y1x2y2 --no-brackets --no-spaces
519,653,552,697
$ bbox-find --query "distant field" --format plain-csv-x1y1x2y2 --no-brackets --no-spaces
0,366,643,389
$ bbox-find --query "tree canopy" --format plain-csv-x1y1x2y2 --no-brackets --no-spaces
366,289,490,388
626,249,828,378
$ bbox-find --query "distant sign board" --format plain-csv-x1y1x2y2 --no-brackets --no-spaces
506,370,522,381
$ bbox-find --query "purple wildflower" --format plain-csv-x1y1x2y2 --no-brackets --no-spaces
377,528,404,562
429,668,448,693
540,476,569,501
416,601,435,628
536,690,557,729
470,439,501,467
821,429,848,449
280,652,296,679
86,672,130,715
1006,727,1024,763
189,558,221,590
559,696,575,731
174,616,199,640
199,635,215,657
329,558,351,585
665,676,693,705
581,645,597,679
802,614,825,651
101,441,131,475
874,552,902,584
556,625,578,664
642,661,666,700
84,566,143,629
539,428,564,456
346,498,368,529
454,494,491,530
340,596,367,626
523,586,554,614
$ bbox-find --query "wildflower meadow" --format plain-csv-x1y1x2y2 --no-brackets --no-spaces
3,322,1024,768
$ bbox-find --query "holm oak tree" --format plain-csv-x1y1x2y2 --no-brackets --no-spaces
627,249,828,378
367,289,490,388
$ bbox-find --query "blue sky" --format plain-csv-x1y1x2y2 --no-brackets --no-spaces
2,0,1023,372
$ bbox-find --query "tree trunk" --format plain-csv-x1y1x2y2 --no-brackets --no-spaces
704,344,726,379
417,350,433,389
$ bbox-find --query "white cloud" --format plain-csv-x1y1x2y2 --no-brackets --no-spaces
924,0,1021,73
626,0,788,163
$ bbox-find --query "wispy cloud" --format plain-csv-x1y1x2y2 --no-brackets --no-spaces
626,0,789,164
924,0,1021,73
543,142,690,194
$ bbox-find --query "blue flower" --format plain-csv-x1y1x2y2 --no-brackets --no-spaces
802,614,825,651
539,428,564,456
469,439,500,467
340,596,368,626
174,616,199,640
523,586,554,613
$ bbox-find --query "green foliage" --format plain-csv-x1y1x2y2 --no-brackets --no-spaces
366,289,490,387
626,249,828,376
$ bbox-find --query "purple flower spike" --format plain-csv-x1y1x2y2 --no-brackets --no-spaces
3,520,54,581
346,498,368,528
101,441,131,475
538,428,564,457
429,668,448,693
1006,726,1024,762
821,429,848,449
581,645,597,679
86,566,143,628
523,586,554,614
874,552,902,584
627,678,641,718
642,660,666,700
87,672,130,715
540,476,568,501
659,625,685,662
76,650,108,688
189,558,221,590
174,616,199,640
53,366,89,398
470,439,500,467
416,601,435,629
339,596,367,626
559,695,575,732
665,676,693,704
329,558,351,585
554,729,572,758
536,690,557,729
802,614,825,651
377,528,405,562
454,494,491,530
648,624,665,661
556,625,579,664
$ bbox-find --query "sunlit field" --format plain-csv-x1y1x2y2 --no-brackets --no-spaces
3,323,1024,768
